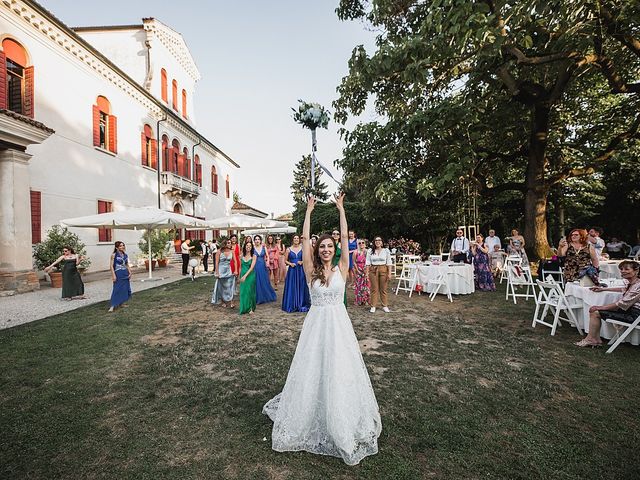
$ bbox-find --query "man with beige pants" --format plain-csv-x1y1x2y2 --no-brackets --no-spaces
366,236,394,313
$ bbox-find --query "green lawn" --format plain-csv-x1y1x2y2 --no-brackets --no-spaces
1,278,639,479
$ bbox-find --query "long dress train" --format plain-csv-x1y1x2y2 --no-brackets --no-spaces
281,248,310,313
264,270,382,465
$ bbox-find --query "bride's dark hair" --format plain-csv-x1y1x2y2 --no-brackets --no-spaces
311,234,336,286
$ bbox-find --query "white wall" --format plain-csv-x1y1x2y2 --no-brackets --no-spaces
0,7,236,270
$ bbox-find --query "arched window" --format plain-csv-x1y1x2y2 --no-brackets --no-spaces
194,154,202,187
171,138,180,173
161,134,169,171
181,89,187,118
226,175,230,199
141,124,157,169
211,165,218,194
1,38,34,117
182,147,190,179
160,68,168,103
172,79,178,110
92,95,117,153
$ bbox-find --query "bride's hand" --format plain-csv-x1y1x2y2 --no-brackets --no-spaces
306,195,316,212
333,192,345,210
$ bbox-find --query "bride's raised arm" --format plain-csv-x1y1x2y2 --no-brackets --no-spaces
302,196,315,282
335,193,349,278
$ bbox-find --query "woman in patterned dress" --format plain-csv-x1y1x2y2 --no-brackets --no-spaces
471,234,496,291
352,239,371,306
558,228,600,283
266,234,280,290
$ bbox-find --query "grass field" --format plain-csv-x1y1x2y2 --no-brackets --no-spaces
1,277,639,479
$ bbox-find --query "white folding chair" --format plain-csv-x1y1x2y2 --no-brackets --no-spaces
395,263,418,296
500,255,522,284
605,312,640,354
506,264,536,304
389,254,397,278
542,268,565,286
427,272,453,302
532,279,583,335
428,254,442,262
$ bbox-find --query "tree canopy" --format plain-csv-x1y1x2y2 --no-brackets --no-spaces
334,0,640,258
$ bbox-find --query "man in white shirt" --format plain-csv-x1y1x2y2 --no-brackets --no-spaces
485,229,501,252
181,238,194,275
588,227,605,257
450,228,470,263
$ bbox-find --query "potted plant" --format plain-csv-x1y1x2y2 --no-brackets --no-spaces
138,230,172,268
33,225,91,287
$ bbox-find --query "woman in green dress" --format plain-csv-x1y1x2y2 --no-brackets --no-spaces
239,238,257,314
44,246,86,300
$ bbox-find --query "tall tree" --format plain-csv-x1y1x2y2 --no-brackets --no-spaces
335,0,640,258
291,154,329,206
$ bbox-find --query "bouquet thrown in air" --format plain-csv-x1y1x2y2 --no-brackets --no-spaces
292,100,330,130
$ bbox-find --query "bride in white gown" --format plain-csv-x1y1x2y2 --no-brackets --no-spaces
263,194,382,466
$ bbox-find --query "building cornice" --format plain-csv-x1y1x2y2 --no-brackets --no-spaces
0,109,54,149
1,0,238,168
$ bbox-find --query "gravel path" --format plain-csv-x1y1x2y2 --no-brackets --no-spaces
0,265,204,330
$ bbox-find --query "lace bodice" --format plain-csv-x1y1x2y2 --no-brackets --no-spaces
310,271,345,306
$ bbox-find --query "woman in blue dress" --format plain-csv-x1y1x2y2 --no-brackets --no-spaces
212,238,237,308
253,235,277,304
282,234,311,312
348,230,358,286
108,241,132,312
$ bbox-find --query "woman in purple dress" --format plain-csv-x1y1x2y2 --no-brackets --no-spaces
471,234,496,291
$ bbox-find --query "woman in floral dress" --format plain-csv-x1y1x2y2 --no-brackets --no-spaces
471,234,496,291
558,229,600,283
353,239,371,306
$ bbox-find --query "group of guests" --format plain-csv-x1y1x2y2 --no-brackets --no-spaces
448,228,528,292
44,242,132,312
207,230,397,314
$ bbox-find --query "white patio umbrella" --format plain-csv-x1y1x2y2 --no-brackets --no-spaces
60,206,206,280
241,226,297,236
199,214,287,230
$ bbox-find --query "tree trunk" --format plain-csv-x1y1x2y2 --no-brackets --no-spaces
524,103,554,260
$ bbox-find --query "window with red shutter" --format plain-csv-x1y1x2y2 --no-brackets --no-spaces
182,89,187,118
162,135,169,171
211,165,218,194
182,147,190,179
226,175,230,198
0,51,6,110
141,132,148,166
97,200,113,242
172,79,178,110
23,65,34,118
108,115,117,153
160,68,168,103
150,139,158,170
141,124,155,169
30,190,41,244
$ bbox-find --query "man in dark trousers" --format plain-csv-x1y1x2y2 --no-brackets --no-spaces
181,238,194,275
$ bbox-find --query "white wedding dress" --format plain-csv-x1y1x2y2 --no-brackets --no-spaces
263,270,382,465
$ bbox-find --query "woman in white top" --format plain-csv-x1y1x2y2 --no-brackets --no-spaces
365,236,393,313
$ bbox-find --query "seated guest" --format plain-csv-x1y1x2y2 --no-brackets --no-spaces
508,229,525,254
588,227,605,257
576,260,640,347
471,234,496,291
489,244,506,273
558,229,600,284
450,228,470,263
606,237,629,259
485,229,501,252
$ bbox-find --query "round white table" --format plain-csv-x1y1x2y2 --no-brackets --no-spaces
565,282,639,345
416,264,475,295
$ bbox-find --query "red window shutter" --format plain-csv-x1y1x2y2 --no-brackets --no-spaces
98,201,113,242
108,115,117,153
30,190,42,244
150,139,158,169
92,105,100,146
185,157,191,179
141,132,148,166
182,90,187,118
23,65,34,118
0,51,7,110
162,145,169,171
213,173,218,193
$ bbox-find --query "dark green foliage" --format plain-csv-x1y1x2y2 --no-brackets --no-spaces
32,225,91,271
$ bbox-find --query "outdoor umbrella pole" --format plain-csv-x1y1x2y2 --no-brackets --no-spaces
147,227,153,280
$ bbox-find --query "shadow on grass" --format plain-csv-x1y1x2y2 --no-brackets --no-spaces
1,279,639,479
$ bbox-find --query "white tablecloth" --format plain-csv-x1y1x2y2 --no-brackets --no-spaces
416,264,475,295
565,282,639,345
599,261,622,280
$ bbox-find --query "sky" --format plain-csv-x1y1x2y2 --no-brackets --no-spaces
39,0,377,218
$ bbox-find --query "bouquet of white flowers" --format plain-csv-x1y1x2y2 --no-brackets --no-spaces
292,100,330,130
